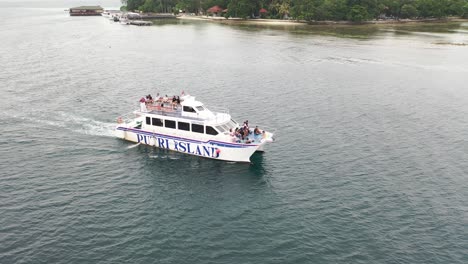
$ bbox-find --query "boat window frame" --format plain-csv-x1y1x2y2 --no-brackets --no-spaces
192,124,204,134
152,117,163,127
178,121,190,131
146,116,151,125
183,106,196,113
206,126,218,135
165,119,176,129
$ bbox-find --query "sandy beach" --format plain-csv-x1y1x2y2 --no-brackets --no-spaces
177,15,468,27
177,15,307,25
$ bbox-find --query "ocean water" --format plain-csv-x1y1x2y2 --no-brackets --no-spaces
1,3,468,264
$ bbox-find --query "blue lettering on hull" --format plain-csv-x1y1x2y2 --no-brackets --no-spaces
136,133,220,158
137,134,148,144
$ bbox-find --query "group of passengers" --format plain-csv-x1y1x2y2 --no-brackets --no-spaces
230,120,265,144
142,94,181,104
139,93,182,112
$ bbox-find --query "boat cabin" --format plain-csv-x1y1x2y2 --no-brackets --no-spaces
179,95,215,119
139,95,238,137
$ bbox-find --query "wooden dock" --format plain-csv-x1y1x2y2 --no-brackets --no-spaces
128,20,153,26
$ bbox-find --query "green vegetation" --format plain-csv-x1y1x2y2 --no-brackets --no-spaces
122,0,468,21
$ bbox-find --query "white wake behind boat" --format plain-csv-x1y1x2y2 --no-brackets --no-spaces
115,94,275,162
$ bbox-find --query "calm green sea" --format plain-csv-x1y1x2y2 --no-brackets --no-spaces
1,1,467,263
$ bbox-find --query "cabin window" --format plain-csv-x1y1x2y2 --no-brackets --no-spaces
192,124,204,133
146,117,151,125
183,106,196,113
178,122,190,131
152,118,163,127
196,106,205,111
206,126,218,135
165,120,176,129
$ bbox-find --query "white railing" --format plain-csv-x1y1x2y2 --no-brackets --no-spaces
254,124,277,141
117,111,139,124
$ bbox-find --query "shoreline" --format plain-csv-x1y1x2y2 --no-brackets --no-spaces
177,15,468,27
177,15,305,25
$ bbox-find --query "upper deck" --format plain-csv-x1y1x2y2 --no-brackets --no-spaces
140,95,232,126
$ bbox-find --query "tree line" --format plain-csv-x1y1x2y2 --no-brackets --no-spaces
121,0,468,22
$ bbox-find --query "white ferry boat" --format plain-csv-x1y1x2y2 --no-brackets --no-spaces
115,94,275,162
101,10,120,19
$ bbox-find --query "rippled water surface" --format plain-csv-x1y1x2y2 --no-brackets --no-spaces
1,2,468,264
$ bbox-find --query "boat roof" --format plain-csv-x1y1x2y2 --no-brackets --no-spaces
70,6,103,10
141,95,232,125
180,95,203,107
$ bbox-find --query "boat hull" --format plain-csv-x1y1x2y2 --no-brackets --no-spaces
116,126,261,162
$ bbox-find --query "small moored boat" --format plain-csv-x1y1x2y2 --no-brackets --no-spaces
101,10,120,18
115,93,275,162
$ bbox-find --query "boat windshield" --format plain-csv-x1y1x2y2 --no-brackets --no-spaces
196,106,205,111
216,120,238,133
228,119,238,128
216,125,226,133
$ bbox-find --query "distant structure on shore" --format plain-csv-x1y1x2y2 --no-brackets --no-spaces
69,6,103,16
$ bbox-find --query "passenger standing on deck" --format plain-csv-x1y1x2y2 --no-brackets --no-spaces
139,97,147,112
243,120,249,129
242,120,250,137
254,126,261,135
229,129,237,142
146,94,153,104
243,128,249,139
172,96,177,109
